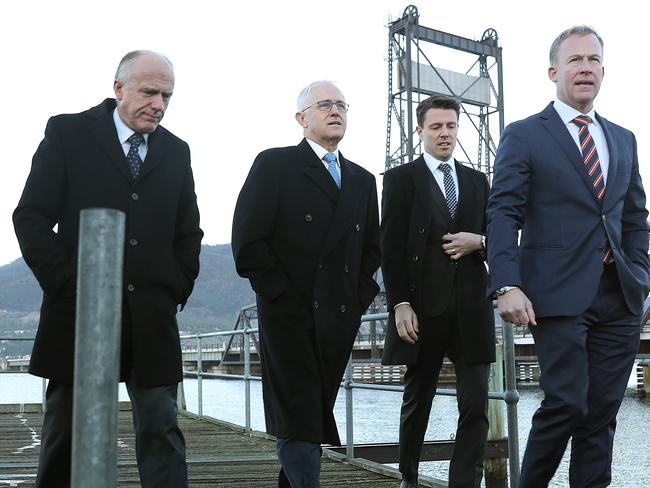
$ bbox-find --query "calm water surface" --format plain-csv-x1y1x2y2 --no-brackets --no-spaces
2,373,648,487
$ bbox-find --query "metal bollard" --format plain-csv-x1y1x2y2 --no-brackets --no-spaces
71,208,125,488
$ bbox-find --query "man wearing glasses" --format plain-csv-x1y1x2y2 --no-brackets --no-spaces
232,81,380,487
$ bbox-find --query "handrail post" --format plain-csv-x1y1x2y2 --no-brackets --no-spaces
502,319,520,488
197,335,203,417
344,357,354,459
244,328,251,432
71,208,125,488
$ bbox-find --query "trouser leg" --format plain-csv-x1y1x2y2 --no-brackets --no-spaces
276,438,321,488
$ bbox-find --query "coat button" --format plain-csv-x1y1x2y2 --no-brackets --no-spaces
131,193,139,201
344,265,349,273
412,255,419,262
129,238,138,246
340,305,346,312
409,287,416,292
313,300,319,309
305,214,313,222
317,262,323,269
418,227,425,234
355,224,360,231
127,284,135,292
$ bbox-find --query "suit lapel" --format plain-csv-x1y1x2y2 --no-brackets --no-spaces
596,114,619,211
412,156,451,225
88,101,133,183
540,103,602,205
454,161,473,222
299,139,340,203
319,153,363,259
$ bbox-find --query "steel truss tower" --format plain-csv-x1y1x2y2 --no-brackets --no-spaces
385,5,504,179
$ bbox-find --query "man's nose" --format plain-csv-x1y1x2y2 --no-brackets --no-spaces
151,94,165,111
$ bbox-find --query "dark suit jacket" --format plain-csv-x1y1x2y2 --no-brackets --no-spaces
13,98,203,386
487,103,649,317
381,156,495,365
231,139,380,445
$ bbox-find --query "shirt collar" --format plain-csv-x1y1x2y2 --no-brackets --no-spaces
553,98,597,126
422,151,456,175
113,108,149,146
306,138,340,165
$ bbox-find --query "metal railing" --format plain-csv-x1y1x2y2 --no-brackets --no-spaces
179,311,522,488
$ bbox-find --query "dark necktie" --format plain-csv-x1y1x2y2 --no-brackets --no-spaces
573,115,611,262
324,152,341,188
439,162,457,218
126,133,145,178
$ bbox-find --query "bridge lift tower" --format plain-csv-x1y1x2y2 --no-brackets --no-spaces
385,5,504,179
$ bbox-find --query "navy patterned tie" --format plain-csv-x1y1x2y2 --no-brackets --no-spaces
573,116,611,262
439,162,457,218
126,133,144,178
324,152,341,188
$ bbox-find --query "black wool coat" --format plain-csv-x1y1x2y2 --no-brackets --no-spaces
381,157,495,366
232,139,380,445
13,99,203,386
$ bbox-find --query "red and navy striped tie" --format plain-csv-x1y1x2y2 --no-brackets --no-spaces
573,115,611,262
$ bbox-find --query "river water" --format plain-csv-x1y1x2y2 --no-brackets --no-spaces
1,373,648,487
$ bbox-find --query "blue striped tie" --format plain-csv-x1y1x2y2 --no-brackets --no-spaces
324,152,341,188
439,162,457,218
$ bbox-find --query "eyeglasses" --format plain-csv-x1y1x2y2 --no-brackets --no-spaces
301,99,349,113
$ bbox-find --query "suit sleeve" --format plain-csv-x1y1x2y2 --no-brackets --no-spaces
358,174,381,311
13,117,76,298
173,143,203,308
486,125,532,296
231,152,291,301
620,133,650,291
380,169,413,310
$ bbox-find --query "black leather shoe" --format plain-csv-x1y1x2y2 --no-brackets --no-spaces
400,480,418,488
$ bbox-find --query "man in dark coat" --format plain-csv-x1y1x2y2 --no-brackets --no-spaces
232,80,380,488
381,95,495,488
13,51,202,488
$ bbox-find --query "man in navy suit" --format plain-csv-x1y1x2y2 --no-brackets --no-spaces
487,26,649,487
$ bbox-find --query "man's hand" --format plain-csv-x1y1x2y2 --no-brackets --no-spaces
394,303,419,344
497,288,537,326
442,232,482,260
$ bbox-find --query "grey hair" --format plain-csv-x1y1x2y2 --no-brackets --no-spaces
115,50,174,84
549,26,604,65
296,80,340,111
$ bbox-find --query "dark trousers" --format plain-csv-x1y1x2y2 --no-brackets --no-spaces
399,308,490,488
520,264,640,488
35,379,187,488
276,438,321,488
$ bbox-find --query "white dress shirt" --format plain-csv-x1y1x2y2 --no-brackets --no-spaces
423,151,459,199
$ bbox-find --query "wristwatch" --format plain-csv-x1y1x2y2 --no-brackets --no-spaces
495,285,519,296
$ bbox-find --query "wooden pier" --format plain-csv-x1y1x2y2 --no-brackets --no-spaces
0,403,445,487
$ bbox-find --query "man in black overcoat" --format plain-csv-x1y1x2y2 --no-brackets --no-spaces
232,80,380,487
13,51,202,488
381,95,495,488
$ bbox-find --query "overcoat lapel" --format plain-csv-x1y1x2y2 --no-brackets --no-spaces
138,128,163,181
540,103,602,205
412,156,451,225
299,139,340,203
88,104,133,183
454,161,473,222
319,154,363,259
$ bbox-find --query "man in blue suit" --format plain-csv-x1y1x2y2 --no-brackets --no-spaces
487,26,649,487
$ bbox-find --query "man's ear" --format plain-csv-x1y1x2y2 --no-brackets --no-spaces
114,80,124,101
295,111,307,128
548,66,557,82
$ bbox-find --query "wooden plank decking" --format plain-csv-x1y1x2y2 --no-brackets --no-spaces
0,403,430,487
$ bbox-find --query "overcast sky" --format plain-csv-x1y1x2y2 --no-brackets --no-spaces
1,0,647,267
